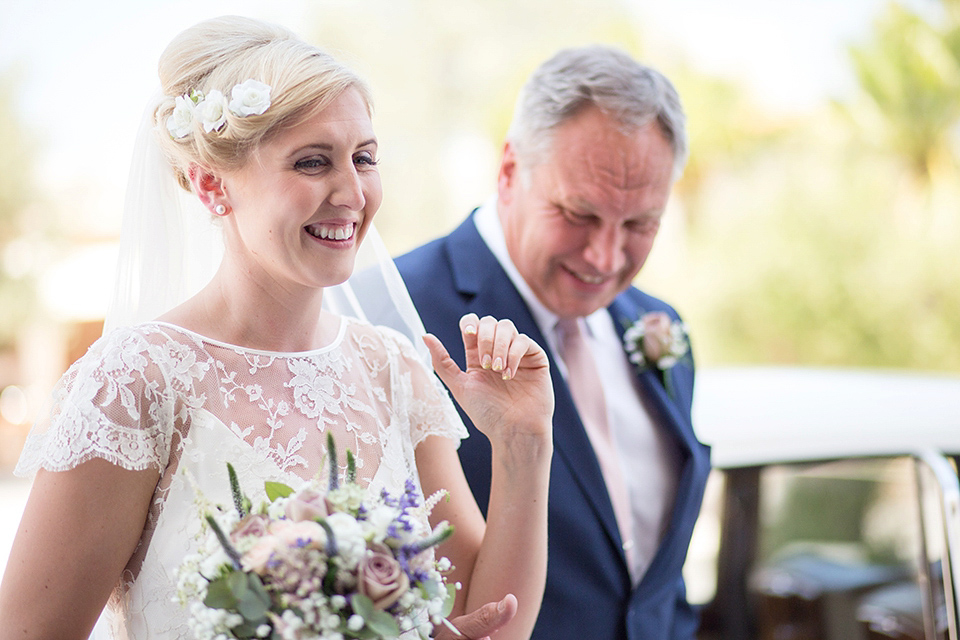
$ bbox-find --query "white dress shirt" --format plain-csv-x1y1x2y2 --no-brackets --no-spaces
474,197,681,585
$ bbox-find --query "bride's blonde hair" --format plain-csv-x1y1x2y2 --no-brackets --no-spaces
154,15,372,191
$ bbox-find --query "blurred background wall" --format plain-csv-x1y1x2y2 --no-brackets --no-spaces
2,0,960,471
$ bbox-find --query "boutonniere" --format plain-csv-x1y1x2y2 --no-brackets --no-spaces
622,311,690,374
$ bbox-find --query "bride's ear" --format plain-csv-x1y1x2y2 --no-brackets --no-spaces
188,164,230,216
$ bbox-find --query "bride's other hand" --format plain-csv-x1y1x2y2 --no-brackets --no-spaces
424,313,553,447
434,594,518,640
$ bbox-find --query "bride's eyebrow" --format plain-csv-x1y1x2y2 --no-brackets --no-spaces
287,139,378,156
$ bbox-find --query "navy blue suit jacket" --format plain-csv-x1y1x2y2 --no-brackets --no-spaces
395,213,711,640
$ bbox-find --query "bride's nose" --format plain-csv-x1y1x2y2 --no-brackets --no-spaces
329,166,366,211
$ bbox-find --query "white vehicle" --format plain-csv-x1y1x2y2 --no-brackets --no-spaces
686,367,960,640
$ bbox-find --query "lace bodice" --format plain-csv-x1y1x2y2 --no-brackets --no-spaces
15,317,467,639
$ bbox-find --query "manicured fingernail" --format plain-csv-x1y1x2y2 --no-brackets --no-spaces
501,369,512,380
464,324,477,335
498,598,508,612
481,355,492,369
492,357,503,372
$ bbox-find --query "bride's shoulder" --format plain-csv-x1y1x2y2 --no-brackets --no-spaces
70,322,209,373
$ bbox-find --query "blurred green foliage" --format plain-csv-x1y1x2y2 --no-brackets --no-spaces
641,1,960,371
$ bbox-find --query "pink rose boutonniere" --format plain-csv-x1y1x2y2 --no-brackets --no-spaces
623,311,690,397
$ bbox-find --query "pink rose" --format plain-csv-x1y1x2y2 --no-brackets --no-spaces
284,487,329,522
641,312,673,364
357,543,410,610
270,519,327,550
231,513,270,542
241,536,277,574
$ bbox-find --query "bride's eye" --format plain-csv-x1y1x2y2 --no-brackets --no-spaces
354,151,379,167
294,156,329,172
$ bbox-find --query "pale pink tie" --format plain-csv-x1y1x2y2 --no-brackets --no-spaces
555,318,635,566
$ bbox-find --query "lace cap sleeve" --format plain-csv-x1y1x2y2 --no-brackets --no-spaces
375,325,468,449
14,324,210,477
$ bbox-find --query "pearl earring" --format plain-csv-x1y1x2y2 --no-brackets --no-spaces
214,204,226,215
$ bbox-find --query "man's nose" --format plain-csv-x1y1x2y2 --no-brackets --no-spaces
583,225,625,274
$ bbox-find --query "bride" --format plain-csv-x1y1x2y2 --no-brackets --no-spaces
0,16,553,640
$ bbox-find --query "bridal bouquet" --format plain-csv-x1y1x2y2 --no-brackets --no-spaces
177,436,457,640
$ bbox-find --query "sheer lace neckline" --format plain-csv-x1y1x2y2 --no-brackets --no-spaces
147,317,348,356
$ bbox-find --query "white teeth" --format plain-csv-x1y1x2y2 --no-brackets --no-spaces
308,224,355,240
573,271,604,284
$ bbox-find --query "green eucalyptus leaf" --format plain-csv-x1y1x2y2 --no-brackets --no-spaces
441,583,457,618
231,619,263,639
227,570,250,599
236,574,271,620
265,481,294,502
352,594,401,637
204,575,238,609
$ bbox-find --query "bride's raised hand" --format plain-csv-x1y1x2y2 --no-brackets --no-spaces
424,313,553,445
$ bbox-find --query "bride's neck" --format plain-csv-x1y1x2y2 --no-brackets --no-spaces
158,263,339,352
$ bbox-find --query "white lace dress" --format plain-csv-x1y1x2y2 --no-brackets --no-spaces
15,317,467,639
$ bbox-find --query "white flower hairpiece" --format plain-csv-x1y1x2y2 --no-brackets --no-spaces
166,79,272,140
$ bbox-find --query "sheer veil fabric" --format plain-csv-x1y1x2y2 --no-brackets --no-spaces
106,89,431,362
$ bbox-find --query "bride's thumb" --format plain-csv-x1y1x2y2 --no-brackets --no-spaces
423,334,462,389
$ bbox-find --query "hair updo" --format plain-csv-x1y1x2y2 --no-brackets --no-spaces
154,16,372,191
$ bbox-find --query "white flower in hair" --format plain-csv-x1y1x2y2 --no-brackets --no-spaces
167,94,197,139
196,90,228,133
229,79,271,117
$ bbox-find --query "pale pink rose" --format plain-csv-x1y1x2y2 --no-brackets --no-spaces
242,536,277,574
271,519,327,550
231,513,270,542
357,543,410,610
641,312,673,364
284,487,329,522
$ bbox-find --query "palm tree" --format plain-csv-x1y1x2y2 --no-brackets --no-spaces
846,3,960,183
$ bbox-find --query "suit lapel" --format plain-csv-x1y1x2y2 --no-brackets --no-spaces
609,295,711,594
444,218,626,553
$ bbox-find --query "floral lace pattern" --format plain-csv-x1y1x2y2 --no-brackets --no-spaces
15,317,467,639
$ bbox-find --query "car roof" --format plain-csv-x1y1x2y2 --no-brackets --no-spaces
691,366,960,468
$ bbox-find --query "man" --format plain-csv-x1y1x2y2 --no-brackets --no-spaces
396,45,711,639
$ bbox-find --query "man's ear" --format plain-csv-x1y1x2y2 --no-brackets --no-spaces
188,164,229,215
497,141,519,206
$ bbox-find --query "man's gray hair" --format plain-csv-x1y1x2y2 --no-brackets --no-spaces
506,45,688,181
